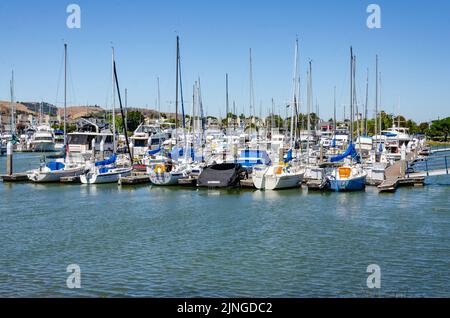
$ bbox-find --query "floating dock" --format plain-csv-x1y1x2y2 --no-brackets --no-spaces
0,173,29,182
60,176,81,184
240,178,255,188
178,177,198,186
378,177,425,193
118,173,150,185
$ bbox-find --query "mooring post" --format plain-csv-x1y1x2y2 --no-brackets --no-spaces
91,138,96,162
100,139,104,160
6,141,13,176
445,156,448,175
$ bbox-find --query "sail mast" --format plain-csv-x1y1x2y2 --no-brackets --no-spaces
10,70,15,136
112,46,116,153
375,55,378,155
290,38,298,148
349,47,354,144
175,36,180,142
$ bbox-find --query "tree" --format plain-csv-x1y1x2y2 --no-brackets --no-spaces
429,117,450,141
125,110,144,132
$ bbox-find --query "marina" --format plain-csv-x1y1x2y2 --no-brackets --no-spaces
1,0,450,301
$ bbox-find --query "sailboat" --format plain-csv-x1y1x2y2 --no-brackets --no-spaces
150,36,191,186
252,149,304,190
80,154,131,184
323,47,366,192
28,44,86,183
80,47,133,184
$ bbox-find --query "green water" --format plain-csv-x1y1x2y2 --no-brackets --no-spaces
0,153,449,297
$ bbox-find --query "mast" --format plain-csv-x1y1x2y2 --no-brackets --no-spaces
113,57,132,162
157,77,161,122
10,70,15,136
111,46,116,153
64,43,67,148
175,36,180,141
249,48,254,136
226,73,229,128
364,68,369,135
349,47,354,144
374,55,378,155
333,86,336,141
306,61,312,164
290,38,298,148
124,88,128,133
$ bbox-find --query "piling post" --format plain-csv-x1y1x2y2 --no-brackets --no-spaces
129,142,134,162
6,141,13,175
100,139,105,160
91,138,96,161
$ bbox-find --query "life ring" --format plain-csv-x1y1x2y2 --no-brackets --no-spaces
154,164,166,174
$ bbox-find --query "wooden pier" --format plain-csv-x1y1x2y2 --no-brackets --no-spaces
178,177,197,186
118,173,150,185
240,178,255,189
306,179,328,190
378,177,425,193
60,176,81,183
0,173,29,182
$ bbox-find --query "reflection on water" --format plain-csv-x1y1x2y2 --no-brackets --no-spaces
0,153,449,297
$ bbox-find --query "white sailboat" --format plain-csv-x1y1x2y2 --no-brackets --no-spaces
80,154,131,184
80,47,133,184
253,163,304,190
27,44,87,183
27,160,86,182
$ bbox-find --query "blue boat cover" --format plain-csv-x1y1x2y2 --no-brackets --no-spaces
238,149,271,167
99,167,110,174
46,161,65,171
95,154,117,167
148,148,161,155
283,149,293,163
330,143,358,162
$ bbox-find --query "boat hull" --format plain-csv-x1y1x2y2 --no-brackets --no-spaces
264,173,303,190
328,175,366,192
80,168,132,184
149,172,184,186
27,166,85,183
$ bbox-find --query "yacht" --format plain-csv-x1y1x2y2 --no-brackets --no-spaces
30,125,55,152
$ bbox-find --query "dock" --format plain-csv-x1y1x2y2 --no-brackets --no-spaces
118,173,150,185
178,177,198,186
240,177,255,188
378,177,425,193
60,176,81,183
0,173,29,182
306,179,328,190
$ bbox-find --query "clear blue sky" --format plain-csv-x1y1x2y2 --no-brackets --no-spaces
0,0,449,123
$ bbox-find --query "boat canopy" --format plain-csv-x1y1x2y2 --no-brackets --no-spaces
148,148,161,156
197,163,245,188
95,154,117,167
237,149,272,167
330,143,358,163
46,161,65,171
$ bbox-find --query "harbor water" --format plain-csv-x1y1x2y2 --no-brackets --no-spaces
0,153,449,297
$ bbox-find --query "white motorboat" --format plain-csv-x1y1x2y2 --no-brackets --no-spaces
30,125,55,152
